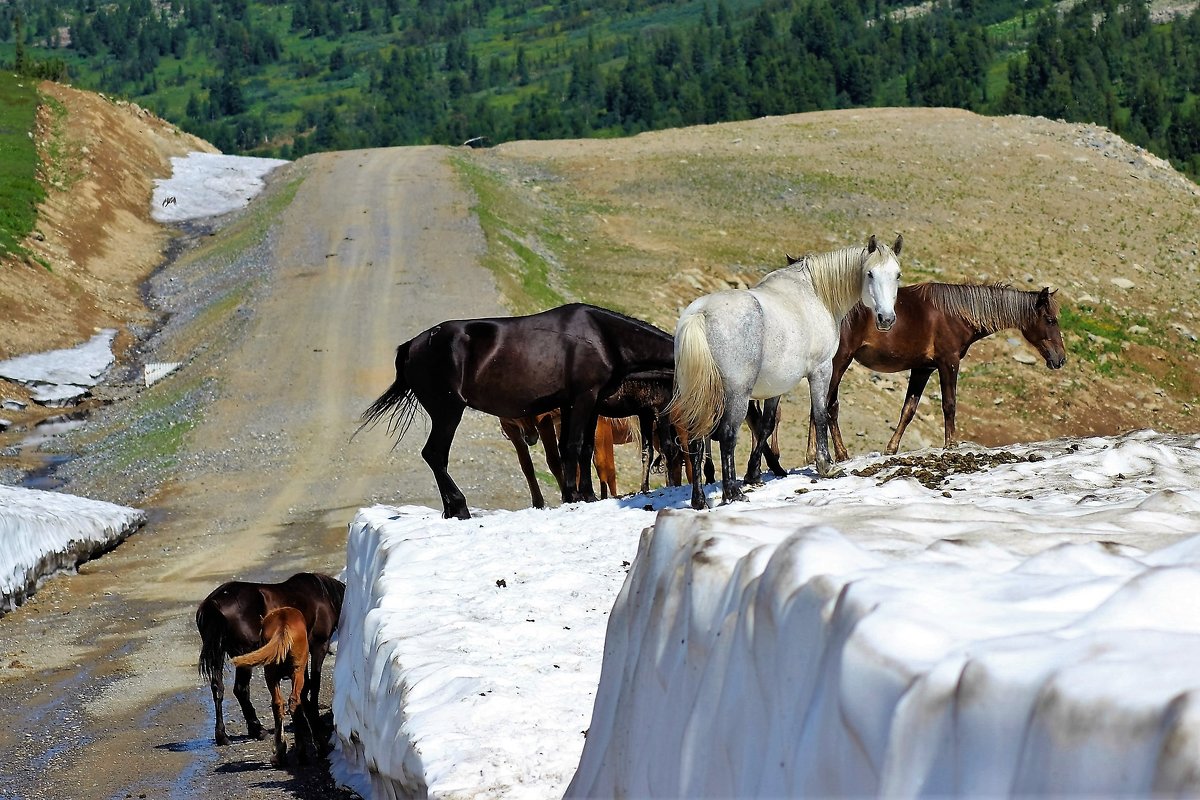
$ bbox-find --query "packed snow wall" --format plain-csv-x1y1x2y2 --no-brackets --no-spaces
568,434,1200,797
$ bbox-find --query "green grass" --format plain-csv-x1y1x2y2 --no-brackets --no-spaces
104,378,203,471
451,154,569,313
0,73,44,258
1059,302,1161,377
201,175,303,263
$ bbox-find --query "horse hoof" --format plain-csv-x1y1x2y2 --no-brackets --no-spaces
817,464,845,479
248,724,266,741
215,733,231,747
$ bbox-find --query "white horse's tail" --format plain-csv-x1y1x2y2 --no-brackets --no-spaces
669,311,724,439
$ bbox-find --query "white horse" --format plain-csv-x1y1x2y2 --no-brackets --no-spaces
671,234,903,509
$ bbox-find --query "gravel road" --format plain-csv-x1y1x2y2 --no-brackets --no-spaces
0,146,536,799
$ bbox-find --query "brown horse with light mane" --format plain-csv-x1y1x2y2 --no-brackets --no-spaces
797,281,1066,463
196,572,344,749
231,606,313,766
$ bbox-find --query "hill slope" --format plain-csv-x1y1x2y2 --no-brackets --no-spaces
456,106,1200,459
0,81,214,361
2,85,1199,465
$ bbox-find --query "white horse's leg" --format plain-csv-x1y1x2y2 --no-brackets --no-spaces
808,361,841,478
716,394,751,503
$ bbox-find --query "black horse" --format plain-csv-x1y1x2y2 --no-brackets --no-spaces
196,572,345,748
359,303,675,519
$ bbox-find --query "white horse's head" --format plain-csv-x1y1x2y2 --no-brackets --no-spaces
861,234,902,331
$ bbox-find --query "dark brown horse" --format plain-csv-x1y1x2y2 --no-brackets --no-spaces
359,303,675,519
804,282,1065,460
196,572,344,748
230,606,314,766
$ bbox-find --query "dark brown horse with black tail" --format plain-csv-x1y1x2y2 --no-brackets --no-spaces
196,572,344,748
358,303,675,519
799,282,1066,463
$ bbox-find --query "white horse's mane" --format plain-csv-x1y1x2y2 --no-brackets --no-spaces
794,243,884,316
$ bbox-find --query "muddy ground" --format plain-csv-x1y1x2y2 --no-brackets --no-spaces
0,146,541,799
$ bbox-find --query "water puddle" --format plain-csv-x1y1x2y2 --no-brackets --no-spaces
10,411,89,490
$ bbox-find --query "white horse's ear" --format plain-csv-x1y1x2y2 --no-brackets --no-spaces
785,252,801,265
867,234,878,253
893,233,903,256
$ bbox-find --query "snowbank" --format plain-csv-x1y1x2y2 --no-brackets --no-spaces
569,430,1200,797
332,501,657,798
333,430,1200,798
0,484,146,612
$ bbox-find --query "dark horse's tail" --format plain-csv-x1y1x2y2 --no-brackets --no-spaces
196,599,226,683
354,338,421,442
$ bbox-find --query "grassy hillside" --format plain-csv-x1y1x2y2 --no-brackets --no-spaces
452,107,1200,462
0,72,44,259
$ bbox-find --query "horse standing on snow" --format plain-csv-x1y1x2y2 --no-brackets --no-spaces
670,234,903,509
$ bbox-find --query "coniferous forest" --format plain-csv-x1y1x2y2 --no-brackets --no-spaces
2,0,1199,180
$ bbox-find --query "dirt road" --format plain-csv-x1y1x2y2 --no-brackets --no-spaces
0,146,532,799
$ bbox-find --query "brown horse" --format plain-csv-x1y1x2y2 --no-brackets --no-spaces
500,412,563,509
501,413,633,506
196,572,344,748
502,374,686,505
359,304,674,519
802,282,1065,461
231,606,313,766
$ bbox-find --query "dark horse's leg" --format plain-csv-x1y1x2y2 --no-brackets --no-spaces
536,414,565,494
637,411,654,494
559,398,601,504
937,360,961,449
744,397,784,484
501,417,547,509
303,637,329,749
885,367,934,455
422,402,470,519
210,668,230,746
687,430,709,510
233,665,266,740
827,351,855,462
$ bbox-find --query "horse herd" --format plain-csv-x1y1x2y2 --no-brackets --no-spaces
195,233,1067,767
360,232,1065,516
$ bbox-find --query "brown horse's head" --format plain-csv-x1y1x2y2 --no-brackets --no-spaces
1021,287,1067,369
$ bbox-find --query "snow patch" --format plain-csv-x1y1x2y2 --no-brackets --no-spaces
152,152,288,223
0,484,145,613
0,329,116,406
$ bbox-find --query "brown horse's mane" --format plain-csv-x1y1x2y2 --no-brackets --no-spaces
908,282,1058,333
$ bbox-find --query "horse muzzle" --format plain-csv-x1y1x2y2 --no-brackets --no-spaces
875,311,896,331
1046,354,1066,370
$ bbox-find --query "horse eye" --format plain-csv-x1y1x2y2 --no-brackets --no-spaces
868,271,874,279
